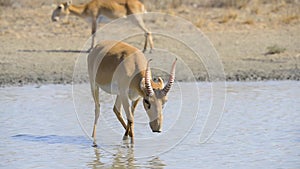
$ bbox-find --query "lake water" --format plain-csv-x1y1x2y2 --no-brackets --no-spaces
0,81,299,168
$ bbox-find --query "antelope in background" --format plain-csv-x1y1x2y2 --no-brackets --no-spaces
88,40,176,146
51,0,154,52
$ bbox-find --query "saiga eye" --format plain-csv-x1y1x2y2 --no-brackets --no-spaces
144,99,151,109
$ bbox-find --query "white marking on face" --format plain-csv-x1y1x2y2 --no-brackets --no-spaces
59,4,64,10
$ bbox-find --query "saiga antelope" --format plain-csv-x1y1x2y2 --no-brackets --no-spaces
88,40,176,146
51,0,154,52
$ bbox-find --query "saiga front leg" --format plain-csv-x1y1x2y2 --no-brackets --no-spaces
120,94,135,143
114,96,140,131
113,95,127,129
91,86,100,147
123,99,140,143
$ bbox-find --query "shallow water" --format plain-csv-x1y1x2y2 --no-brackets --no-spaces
0,81,299,168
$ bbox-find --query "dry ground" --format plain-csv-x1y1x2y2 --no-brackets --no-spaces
0,0,299,86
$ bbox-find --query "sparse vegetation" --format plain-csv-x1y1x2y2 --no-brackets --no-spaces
265,45,286,55
141,0,300,30
282,15,299,24
271,3,286,13
195,18,206,28
0,0,12,6
0,0,300,84
205,0,250,9
219,10,238,23
251,6,259,15
243,18,254,25
141,0,183,10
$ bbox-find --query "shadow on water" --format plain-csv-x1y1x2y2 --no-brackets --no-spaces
17,49,89,53
12,134,91,146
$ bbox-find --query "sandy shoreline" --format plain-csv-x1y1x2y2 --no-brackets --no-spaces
1,2,300,86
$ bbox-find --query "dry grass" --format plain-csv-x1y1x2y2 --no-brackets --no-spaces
195,18,206,28
0,0,54,8
243,18,254,25
251,6,259,15
265,44,286,55
142,0,183,11
1,0,299,31
282,15,299,24
204,0,250,9
219,10,238,23
0,0,12,6
271,3,286,13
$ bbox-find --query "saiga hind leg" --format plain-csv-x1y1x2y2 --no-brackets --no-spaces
130,14,154,53
89,16,97,51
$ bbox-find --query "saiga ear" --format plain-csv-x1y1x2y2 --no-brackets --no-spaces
67,0,72,6
157,77,164,89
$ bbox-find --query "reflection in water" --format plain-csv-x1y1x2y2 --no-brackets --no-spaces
88,146,165,169
148,157,165,168
88,148,104,169
111,147,136,168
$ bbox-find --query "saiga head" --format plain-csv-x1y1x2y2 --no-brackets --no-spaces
51,1,72,22
140,59,177,133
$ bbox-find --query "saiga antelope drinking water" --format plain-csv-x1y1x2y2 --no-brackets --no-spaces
88,40,176,146
51,0,154,52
